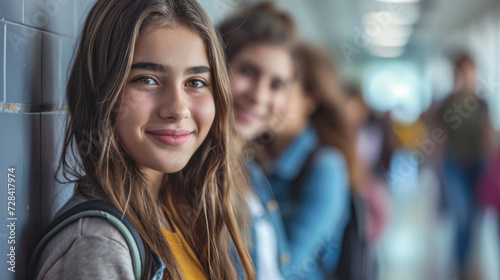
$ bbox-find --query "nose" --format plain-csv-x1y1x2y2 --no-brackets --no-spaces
248,78,271,106
158,85,190,120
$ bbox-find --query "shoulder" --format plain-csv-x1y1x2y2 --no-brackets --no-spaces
35,212,135,279
297,146,349,192
310,146,347,171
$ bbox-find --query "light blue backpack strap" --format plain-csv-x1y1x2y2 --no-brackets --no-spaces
28,201,145,280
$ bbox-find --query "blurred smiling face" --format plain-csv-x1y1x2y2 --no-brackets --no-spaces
116,25,215,180
229,44,294,141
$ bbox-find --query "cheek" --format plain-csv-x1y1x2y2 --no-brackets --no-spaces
196,96,216,133
116,90,149,121
230,74,251,98
270,93,288,115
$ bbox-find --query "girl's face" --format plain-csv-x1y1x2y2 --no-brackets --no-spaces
229,44,294,141
116,25,215,183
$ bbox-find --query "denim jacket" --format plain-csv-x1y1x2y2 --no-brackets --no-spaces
247,125,350,280
246,159,291,279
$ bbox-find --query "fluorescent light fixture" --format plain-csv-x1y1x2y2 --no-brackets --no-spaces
381,26,413,38
368,46,404,58
376,0,420,3
364,5,420,25
363,24,413,47
370,35,409,47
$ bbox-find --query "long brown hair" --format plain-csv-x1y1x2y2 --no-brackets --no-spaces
295,43,360,188
58,0,254,279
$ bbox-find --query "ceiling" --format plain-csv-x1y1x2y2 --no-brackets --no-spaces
274,0,500,65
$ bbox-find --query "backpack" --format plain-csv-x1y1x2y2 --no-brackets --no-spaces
28,200,147,280
333,194,373,280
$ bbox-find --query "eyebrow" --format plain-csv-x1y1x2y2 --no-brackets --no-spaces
131,62,171,73
238,59,291,84
238,59,261,75
131,62,210,76
185,66,211,75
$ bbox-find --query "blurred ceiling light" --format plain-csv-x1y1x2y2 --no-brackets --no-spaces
392,84,409,98
370,35,409,47
368,46,404,58
375,0,420,3
382,25,413,38
363,19,414,36
392,14,419,25
363,5,420,25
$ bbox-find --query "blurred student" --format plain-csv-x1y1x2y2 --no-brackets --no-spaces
253,43,353,279
218,2,298,279
436,52,495,277
344,85,389,246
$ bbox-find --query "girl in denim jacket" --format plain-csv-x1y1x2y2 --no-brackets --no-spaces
253,43,356,280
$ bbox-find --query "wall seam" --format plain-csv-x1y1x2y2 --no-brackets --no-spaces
39,28,44,233
22,0,25,24
2,103,67,113
2,20,74,40
3,22,6,103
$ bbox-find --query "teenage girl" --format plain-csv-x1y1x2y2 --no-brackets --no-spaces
218,2,298,279
254,43,356,279
33,0,253,279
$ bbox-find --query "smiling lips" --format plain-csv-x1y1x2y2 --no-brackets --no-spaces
234,104,262,124
146,129,193,146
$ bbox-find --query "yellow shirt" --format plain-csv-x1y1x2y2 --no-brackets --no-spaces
161,223,208,280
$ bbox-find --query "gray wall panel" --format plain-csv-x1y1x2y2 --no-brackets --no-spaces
1,22,5,104
0,1,90,279
5,24,42,105
24,0,77,37
0,113,41,280
42,33,75,107
0,0,23,25
40,112,73,229
74,0,98,35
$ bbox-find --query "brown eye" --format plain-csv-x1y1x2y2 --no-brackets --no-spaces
239,66,255,78
133,75,158,85
186,79,207,88
270,80,284,91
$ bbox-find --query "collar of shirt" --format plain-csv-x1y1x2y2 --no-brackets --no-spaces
266,124,318,181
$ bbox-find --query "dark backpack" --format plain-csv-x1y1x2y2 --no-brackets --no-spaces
333,193,374,280
28,200,147,280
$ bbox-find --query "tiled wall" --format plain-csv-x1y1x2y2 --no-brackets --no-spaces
0,1,96,279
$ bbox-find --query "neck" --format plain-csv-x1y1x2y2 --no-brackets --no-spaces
269,122,308,160
233,135,245,159
150,172,167,194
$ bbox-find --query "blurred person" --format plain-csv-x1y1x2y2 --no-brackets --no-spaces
218,2,299,279
344,85,389,247
253,43,353,280
477,151,500,213
333,84,392,280
436,52,495,278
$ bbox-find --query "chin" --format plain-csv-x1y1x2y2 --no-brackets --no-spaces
236,125,257,142
151,161,189,174
164,164,188,174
